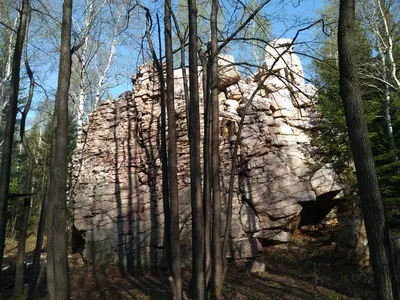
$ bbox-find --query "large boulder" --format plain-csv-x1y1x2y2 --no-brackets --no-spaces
335,219,370,267
218,54,241,89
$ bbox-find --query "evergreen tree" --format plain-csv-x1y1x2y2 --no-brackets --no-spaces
313,0,400,225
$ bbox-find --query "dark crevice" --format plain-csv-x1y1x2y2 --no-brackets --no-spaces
299,191,341,226
72,225,85,253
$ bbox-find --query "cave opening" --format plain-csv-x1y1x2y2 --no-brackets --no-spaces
72,225,86,253
299,191,342,227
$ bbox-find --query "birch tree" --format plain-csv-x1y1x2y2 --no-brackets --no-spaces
0,14,18,135
94,6,122,107
71,0,105,144
359,0,400,154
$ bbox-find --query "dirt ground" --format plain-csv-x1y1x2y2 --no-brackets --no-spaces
66,230,375,300
2,227,375,299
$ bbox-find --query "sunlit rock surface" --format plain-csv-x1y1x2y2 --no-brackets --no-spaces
71,39,341,265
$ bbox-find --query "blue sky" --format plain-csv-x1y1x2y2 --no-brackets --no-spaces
110,0,325,97
272,0,324,35
19,0,327,130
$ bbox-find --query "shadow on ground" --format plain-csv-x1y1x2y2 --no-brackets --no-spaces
2,229,375,299
69,229,375,300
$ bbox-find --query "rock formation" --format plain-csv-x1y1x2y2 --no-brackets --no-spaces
71,39,342,266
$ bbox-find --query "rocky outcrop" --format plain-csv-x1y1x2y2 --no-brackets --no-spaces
71,39,342,266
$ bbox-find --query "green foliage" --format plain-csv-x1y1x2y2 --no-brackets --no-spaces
4,95,79,242
313,2,400,225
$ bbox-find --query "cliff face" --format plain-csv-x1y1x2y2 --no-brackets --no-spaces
71,39,342,266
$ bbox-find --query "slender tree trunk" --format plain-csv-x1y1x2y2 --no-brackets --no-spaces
199,46,211,287
381,57,396,152
157,12,173,270
76,74,87,143
188,0,205,298
165,2,182,299
143,8,171,270
27,118,48,300
28,181,49,299
375,43,399,165
13,46,36,298
76,2,92,145
210,0,223,298
384,86,396,149
157,13,171,272
0,0,29,286
181,48,190,127
169,7,189,127
13,154,34,297
338,1,399,299
46,0,73,298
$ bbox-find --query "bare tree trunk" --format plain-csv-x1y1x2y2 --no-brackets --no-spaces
198,46,211,287
380,50,397,153
384,86,396,149
12,127,34,297
169,6,189,127
210,0,222,298
338,1,399,299
13,43,36,297
157,14,172,274
0,0,29,286
188,0,205,298
143,7,171,270
46,0,73,298
165,2,182,298
28,182,49,299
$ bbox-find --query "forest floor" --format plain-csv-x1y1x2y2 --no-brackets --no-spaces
2,226,375,300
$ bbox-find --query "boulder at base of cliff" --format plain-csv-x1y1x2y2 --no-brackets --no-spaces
335,219,370,268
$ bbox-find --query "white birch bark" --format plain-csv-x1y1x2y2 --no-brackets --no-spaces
377,0,400,90
94,9,122,108
360,0,399,153
0,15,19,128
76,1,94,145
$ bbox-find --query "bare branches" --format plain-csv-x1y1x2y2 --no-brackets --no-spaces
32,0,61,26
71,0,106,54
94,7,121,107
0,20,17,33
217,0,271,54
